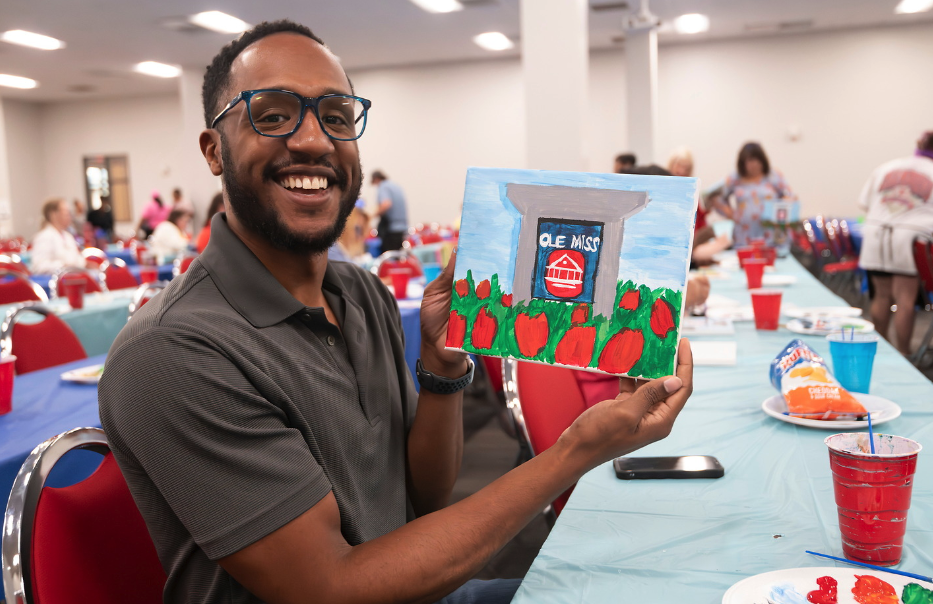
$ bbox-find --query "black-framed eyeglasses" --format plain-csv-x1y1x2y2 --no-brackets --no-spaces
211,89,372,141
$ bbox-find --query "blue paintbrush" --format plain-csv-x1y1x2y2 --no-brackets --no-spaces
867,411,876,454
805,551,932,583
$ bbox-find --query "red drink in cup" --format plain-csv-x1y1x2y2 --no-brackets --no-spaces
139,267,158,284
0,355,16,415
825,433,922,566
389,269,410,300
750,288,782,330
62,277,86,310
743,259,767,289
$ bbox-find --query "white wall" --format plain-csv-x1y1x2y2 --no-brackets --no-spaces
3,99,48,237
5,21,932,236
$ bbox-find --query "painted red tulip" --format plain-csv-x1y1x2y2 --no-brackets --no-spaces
619,289,639,310
501,293,513,307
514,312,549,357
554,326,596,368
476,279,491,300
454,279,470,298
650,298,676,339
470,307,497,350
597,328,644,374
446,311,467,348
571,304,589,325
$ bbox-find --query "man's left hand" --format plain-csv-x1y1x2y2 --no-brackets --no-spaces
419,249,469,377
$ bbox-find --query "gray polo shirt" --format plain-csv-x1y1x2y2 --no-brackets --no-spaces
99,214,419,604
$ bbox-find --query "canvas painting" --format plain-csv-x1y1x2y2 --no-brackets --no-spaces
445,167,699,379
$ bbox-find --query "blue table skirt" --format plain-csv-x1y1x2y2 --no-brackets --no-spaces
511,255,933,603
106,248,137,266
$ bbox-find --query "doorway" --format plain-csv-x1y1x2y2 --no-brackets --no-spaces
83,155,131,234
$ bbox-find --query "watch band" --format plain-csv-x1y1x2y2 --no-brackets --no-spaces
416,358,474,395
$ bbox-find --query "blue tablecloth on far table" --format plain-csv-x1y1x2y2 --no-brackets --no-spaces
511,255,933,603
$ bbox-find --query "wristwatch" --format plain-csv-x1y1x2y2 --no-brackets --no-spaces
416,357,474,395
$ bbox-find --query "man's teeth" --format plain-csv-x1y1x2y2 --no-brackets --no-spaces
280,176,329,190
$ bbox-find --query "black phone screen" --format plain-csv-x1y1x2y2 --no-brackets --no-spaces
613,455,724,480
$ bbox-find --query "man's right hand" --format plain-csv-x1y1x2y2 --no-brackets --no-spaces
554,338,694,473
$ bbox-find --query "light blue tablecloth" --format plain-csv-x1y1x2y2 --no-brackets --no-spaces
511,255,933,603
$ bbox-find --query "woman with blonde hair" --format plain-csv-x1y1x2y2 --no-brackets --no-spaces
31,198,88,274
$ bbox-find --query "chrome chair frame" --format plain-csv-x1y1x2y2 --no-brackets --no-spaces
2,427,110,604
0,270,49,304
48,267,108,300
369,249,424,277
0,304,56,357
128,281,167,319
0,253,30,277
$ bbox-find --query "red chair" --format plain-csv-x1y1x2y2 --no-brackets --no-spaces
503,359,589,519
1,427,167,604
172,253,197,278
104,258,140,290
1,305,87,374
49,267,107,299
372,250,424,278
911,238,933,367
0,272,48,305
81,247,108,268
0,253,30,276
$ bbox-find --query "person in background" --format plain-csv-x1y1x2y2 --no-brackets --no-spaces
139,190,171,238
172,187,196,235
710,142,796,253
148,208,192,260
858,131,933,356
614,153,637,173
196,192,225,253
328,199,370,263
665,147,731,266
371,170,409,253
87,195,115,244
71,198,87,238
31,198,88,274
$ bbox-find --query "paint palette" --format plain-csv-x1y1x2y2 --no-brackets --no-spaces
722,567,928,604
761,393,902,429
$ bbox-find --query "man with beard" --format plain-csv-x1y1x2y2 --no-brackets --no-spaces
99,20,693,604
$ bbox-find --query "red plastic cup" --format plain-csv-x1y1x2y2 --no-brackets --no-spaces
62,277,86,310
761,247,777,266
0,355,17,415
736,247,757,268
749,288,782,330
825,433,922,566
749,238,767,249
139,267,159,284
389,269,410,300
743,259,767,289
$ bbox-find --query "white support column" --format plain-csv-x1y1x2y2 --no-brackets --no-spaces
0,100,14,237
178,68,222,222
624,13,659,166
520,0,589,172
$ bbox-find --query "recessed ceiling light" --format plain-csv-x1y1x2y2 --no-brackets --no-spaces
1,29,65,50
0,74,38,89
473,32,514,51
895,0,933,13
188,11,250,34
673,13,710,34
133,61,182,78
409,0,464,14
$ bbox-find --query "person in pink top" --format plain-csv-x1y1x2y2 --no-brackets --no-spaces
138,190,171,237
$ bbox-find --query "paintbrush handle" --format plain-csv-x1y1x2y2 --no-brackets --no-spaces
805,551,932,583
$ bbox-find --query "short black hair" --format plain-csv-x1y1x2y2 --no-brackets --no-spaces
737,142,770,178
202,20,326,128
919,131,933,153
615,153,637,166
371,170,387,181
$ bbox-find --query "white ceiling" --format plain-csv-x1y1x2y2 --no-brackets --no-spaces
1,0,931,102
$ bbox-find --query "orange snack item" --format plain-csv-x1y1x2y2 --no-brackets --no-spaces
770,340,867,420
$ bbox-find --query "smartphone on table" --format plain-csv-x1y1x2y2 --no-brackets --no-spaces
613,455,724,480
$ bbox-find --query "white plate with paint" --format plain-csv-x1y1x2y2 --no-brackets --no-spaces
784,306,863,319
761,393,901,429
786,317,875,336
722,567,922,604
761,274,797,287
60,363,105,384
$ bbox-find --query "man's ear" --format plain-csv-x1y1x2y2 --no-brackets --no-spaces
200,129,224,176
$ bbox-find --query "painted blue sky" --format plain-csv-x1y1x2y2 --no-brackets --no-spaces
455,167,698,292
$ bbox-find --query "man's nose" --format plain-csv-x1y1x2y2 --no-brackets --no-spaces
285,107,336,156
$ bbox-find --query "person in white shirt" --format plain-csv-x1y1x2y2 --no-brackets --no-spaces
858,131,933,355
31,198,88,274
148,209,192,261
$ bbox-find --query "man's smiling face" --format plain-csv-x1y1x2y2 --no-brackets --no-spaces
216,32,362,254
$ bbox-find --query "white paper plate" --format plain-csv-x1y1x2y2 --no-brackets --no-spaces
706,306,756,322
761,392,901,429
786,317,875,336
723,567,920,604
60,363,105,384
761,274,798,286
784,306,863,319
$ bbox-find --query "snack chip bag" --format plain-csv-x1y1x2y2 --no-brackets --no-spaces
770,339,867,420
